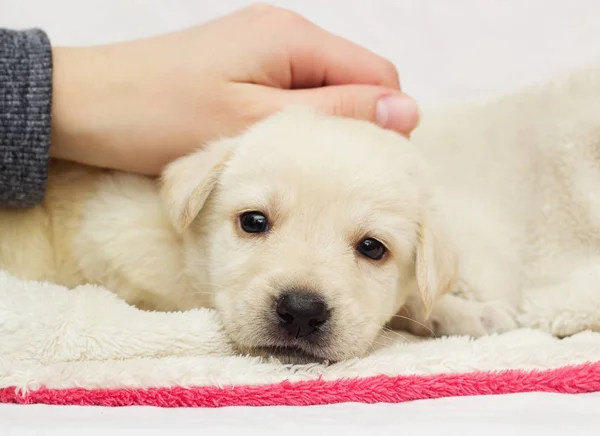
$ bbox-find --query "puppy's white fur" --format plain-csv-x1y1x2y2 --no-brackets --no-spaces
0,108,455,361
408,65,600,338
3,64,600,359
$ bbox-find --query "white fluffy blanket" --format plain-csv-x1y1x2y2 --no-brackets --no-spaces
2,270,600,393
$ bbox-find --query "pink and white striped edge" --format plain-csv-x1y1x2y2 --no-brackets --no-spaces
1,361,599,407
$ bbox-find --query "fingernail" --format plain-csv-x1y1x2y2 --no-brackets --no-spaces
376,95,419,133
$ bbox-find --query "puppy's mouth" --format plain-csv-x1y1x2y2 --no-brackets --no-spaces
243,329,337,363
251,345,327,364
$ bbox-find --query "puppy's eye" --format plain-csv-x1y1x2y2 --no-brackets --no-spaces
240,211,270,234
356,238,386,260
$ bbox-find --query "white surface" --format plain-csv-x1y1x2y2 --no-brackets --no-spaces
3,392,600,435
2,0,600,105
2,0,600,433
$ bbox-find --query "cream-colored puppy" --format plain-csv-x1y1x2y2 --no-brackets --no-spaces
0,107,456,361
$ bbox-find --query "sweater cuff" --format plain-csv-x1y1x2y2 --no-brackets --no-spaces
0,28,53,208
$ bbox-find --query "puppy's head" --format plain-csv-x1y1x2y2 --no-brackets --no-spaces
161,107,457,361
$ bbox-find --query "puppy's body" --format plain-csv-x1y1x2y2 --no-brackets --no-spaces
409,66,600,336
1,161,195,311
1,161,97,289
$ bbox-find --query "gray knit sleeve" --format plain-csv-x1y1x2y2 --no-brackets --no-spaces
0,28,52,208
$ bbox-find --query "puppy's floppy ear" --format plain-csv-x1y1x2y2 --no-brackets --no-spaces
160,139,236,233
415,209,458,317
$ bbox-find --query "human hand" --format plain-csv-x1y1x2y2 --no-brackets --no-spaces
50,4,419,175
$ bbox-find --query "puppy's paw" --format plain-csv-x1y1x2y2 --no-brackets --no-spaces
430,296,518,338
551,313,581,338
518,270,600,338
479,302,519,333
519,308,598,338
550,311,600,338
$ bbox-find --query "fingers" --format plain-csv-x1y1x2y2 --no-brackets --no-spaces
248,5,401,91
296,29,401,90
241,7,416,134
273,85,420,135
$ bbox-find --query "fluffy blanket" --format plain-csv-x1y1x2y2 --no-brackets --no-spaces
2,270,600,407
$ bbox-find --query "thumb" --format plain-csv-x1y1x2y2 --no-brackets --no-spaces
276,85,420,135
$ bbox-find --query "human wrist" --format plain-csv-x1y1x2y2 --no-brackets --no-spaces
50,45,125,169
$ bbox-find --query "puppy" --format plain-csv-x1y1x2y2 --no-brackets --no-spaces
0,107,457,361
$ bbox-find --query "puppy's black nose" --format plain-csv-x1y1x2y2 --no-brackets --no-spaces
276,291,330,339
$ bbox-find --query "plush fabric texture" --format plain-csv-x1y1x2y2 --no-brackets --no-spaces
1,270,599,407
3,363,600,407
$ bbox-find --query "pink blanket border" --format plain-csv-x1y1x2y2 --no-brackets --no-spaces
2,361,600,407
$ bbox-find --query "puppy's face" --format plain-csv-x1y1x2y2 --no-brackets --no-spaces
161,107,456,361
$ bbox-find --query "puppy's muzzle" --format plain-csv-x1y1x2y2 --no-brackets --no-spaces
275,291,330,339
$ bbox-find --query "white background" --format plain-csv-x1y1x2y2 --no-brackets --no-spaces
2,0,600,105
2,0,600,433
3,392,600,435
